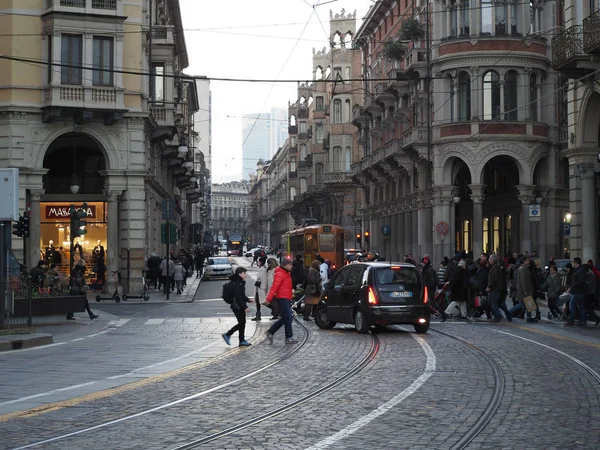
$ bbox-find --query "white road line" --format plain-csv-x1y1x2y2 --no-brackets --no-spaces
2,343,219,406
0,382,97,407
113,319,130,327
195,298,225,303
494,329,600,379
305,334,436,450
0,342,67,356
144,319,165,325
70,338,85,342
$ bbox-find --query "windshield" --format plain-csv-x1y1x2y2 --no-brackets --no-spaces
210,258,229,265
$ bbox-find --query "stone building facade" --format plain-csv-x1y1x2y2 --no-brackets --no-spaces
551,0,600,263
351,0,570,263
0,0,202,292
210,181,250,241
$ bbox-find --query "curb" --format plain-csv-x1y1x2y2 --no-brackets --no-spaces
0,333,53,352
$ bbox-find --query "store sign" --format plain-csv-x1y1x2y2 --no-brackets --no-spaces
45,205,96,220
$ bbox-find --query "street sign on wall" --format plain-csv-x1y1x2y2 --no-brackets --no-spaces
529,205,541,221
435,221,449,235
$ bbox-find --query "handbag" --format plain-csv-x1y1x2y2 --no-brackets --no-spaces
474,295,482,308
523,295,537,312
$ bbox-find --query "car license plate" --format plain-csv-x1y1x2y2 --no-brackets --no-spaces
390,291,412,298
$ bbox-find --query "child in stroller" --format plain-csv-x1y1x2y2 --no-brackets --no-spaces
430,282,449,322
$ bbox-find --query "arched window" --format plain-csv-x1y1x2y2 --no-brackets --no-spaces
300,144,307,160
344,99,351,122
333,146,342,171
315,163,324,184
300,177,307,194
481,0,492,33
290,186,296,201
289,156,296,172
343,146,351,171
315,66,323,80
504,70,518,120
458,71,471,121
530,73,538,121
482,70,500,120
333,99,342,123
290,115,296,126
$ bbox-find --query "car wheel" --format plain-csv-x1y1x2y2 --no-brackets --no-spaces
413,321,430,334
354,310,370,334
314,305,336,329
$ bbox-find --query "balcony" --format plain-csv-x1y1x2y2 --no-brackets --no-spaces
352,105,367,127
403,126,428,152
323,171,352,184
297,107,308,119
152,25,175,45
42,84,126,123
405,47,428,75
583,10,600,54
386,69,410,96
373,82,395,107
551,25,592,76
45,0,122,15
150,105,175,126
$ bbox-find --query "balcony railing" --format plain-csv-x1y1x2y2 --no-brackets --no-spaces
47,0,120,13
552,25,585,70
43,85,124,110
324,172,352,183
150,105,175,126
583,10,600,54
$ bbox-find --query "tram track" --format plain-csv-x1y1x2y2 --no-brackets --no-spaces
430,328,506,450
11,318,315,450
170,331,381,449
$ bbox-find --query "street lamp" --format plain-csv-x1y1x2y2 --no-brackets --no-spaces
177,136,189,155
453,196,460,204
70,173,80,194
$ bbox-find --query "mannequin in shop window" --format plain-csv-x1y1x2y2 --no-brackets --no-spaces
92,241,106,286
45,240,56,265
73,239,84,261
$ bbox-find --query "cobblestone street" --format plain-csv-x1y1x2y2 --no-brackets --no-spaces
0,258,599,450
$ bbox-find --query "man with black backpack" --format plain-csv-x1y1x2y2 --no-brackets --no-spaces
222,267,253,347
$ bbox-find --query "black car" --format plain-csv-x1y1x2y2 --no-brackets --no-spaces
314,262,430,334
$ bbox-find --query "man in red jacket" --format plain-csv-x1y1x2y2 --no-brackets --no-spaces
265,257,297,344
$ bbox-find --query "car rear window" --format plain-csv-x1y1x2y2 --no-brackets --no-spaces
374,267,421,291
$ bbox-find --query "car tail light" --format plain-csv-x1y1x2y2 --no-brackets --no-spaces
423,286,428,304
368,286,378,305
390,266,401,270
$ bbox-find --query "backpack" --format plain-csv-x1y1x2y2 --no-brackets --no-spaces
222,280,235,304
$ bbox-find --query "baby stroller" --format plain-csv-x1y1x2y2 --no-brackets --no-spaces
430,283,449,320
291,286,305,315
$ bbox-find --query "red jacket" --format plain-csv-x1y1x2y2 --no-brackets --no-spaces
266,267,293,302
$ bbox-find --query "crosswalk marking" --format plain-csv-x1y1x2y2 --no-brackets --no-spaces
107,319,131,327
144,319,165,325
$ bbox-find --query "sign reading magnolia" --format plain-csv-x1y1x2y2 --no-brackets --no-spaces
45,205,97,220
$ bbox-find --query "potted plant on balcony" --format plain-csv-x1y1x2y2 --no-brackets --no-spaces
382,40,406,61
400,17,425,41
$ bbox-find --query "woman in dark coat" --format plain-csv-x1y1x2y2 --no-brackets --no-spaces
303,260,322,321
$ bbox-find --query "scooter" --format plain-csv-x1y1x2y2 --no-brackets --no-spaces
122,274,150,302
96,271,121,303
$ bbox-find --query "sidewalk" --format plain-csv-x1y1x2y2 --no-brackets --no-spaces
87,273,203,305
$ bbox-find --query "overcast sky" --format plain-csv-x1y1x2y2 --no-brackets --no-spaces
179,0,370,183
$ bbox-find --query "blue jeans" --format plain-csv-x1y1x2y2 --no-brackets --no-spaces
569,294,586,325
488,291,502,320
268,298,294,339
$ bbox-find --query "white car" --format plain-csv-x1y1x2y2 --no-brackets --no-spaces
245,247,262,257
203,257,233,280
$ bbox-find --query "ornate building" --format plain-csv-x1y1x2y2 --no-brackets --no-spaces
211,181,250,241
551,0,600,262
0,0,202,292
351,0,569,263
248,9,363,250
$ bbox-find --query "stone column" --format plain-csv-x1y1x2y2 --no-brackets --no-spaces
404,202,412,257
397,211,405,259
469,184,486,256
470,67,480,120
517,184,535,254
499,80,505,119
390,211,398,261
432,186,454,265
453,78,460,121
411,205,419,257
580,164,598,262
28,189,44,269
105,189,121,293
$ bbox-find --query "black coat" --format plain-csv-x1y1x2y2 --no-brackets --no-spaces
229,274,249,311
292,260,305,287
449,268,467,302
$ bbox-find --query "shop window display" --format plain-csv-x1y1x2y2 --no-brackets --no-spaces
40,202,107,287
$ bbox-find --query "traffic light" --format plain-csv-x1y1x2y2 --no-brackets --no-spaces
364,230,370,244
12,215,24,237
22,213,30,238
356,232,361,243
71,203,88,237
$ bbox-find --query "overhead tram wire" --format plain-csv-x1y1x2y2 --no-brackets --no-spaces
225,2,322,174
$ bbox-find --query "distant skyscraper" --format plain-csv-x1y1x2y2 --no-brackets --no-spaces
269,107,288,159
241,112,271,180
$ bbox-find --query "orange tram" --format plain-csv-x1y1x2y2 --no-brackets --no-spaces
283,224,345,270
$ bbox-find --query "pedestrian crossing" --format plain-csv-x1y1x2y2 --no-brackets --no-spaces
106,317,234,326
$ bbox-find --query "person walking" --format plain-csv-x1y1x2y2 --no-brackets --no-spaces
292,254,306,288
222,267,252,347
252,256,268,322
516,256,537,322
303,260,322,321
444,260,469,318
486,254,511,322
265,257,297,344
541,265,564,319
584,260,600,326
566,257,588,326
173,259,185,295
160,256,174,296
194,248,205,278
70,260,98,321
264,257,280,320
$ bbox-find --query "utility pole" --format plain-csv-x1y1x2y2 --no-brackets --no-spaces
425,0,432,175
